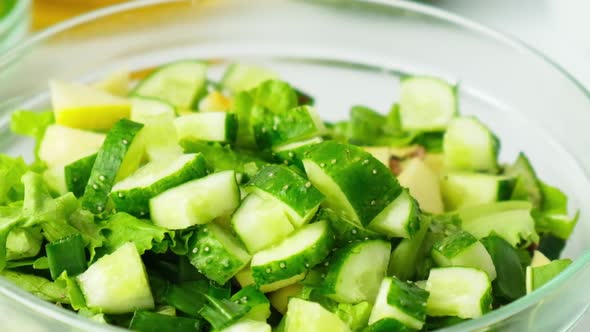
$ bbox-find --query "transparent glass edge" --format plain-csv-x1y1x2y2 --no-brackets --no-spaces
0,0,588,330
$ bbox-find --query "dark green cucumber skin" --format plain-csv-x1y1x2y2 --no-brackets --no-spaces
230,285,269,314
130,60,207,110
497,177,517,201
363,318,414,332
253,105,322,149
387,277,429,322
65,153,97,198
225,113,239,143
432,230,478,259
304,141,402,227
187,224,249,285
129,310,202,332
81,119,144,214
504,153,543,208
45,233,87,280
251,221,334,285
247,165,324,218
110,154,209,217
272,139,322,170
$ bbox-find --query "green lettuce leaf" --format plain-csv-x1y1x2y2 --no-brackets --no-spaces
0,270,69,303
0,155,28,205
10,110,54,162
532,181,579,240
56,271,87,310
199,296,249,330
97,212,171,258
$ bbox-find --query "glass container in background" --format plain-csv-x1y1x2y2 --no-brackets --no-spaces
32,0,130,30
0,0,30,52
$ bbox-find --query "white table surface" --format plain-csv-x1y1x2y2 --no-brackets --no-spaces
434,1,590,330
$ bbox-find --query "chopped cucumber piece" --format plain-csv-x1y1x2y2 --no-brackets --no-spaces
64,153,97,198
221,320,272,332
131,60,208,109
459,201,539,247
50,80,131,130
39,125,105,168
398,76,457,131
77,242,154,314
221,63,279,93
231,193,295,253
175,112,238,143
246,165,324,228
526,259,571,294
46,234,87,280
268,283,303,314
431,230,496,280
441,173,515,211
130,97,182,160
253,105,326,148
285,298,351,332
230,285,271,321
530,250,551,268
425,267,492,319
364,319,414,332
272,136,323,169
397,158,444,214
150,170,240,230
251,220,333,286
94,70,130,96
480,235,526,301
443,116,499,172
368,277,429,330
322,240,391,304
388,216,431,281
81,119,144,214
187,223,251,285
42,165,68,195
111,153,209,217
303,141,401,228
504,152,543,207
367,189,420,239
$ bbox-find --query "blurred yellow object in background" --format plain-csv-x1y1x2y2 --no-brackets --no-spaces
32,0,131,30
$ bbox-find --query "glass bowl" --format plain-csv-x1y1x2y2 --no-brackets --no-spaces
0,0,30,53
1,0,590,331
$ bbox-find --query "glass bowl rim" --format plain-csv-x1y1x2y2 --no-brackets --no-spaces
0,0,29,34
1,0,590,331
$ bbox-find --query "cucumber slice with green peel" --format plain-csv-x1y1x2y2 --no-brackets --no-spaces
251,220,333,286
458,201,539,247
425,267,492,319
397,158,444,214
221,320,272,332
221,63,279,93
64,153,97,198
150,170,240,230
39,125,105,168
530,250,551,268
388,216,431,281
431,230,497,280
231,193,295,254
272,136,323,169
187,223,251,285
230,285,271,321
77,242,154,314
131,60,208,109
129,311,201,332
285,298,351,332
246,165,324,228
50,80,131,130
398,76,457,132
130,97,182,160
93,70,130,96
504,152,543,208
368,277,429,330
525,259,571,294
364,319,414,332
235,266,307,293
81,119,144,214
253,105,326,149
175,112,238,143
111,153,209,217
367,190,420,239
441,173,515,211
302,141,402,228
322,239,391,304
443,116,499,172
